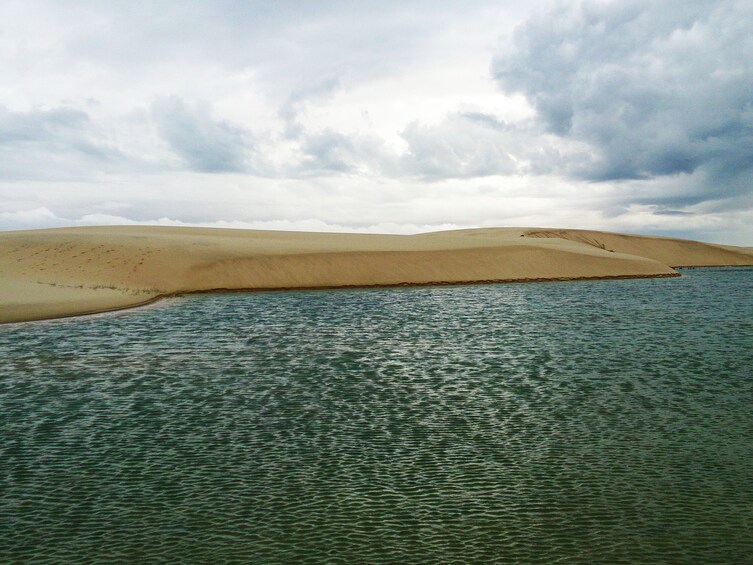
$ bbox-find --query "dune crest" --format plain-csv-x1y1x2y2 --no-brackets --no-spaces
1,226,751,323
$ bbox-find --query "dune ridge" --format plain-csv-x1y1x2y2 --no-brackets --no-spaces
1,226,751,324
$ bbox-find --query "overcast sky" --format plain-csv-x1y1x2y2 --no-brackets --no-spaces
1,0,752,243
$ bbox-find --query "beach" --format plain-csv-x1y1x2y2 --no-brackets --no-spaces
1,226,752,324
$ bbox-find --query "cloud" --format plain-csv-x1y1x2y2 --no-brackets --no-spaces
45,1,458,107
279,78,342,139
0,204,464,235
399,113,520,179
1,1,751,245
491,0,753,196
303,110,576,182
150,97,253,173
0,106,89,144
0,105,123,180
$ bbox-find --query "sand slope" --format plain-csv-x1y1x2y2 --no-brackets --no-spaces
1,226,751,323
521,229,753,267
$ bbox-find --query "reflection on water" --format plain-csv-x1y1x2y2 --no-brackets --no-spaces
1,268,753,563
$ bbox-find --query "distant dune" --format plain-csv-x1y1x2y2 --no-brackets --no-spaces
1,226,751,324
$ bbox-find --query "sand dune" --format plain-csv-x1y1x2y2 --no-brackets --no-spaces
1,226,751,323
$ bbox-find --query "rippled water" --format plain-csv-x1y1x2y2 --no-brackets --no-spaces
2,268,753,563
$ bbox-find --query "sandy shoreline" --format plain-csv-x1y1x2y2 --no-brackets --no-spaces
1,226,751,324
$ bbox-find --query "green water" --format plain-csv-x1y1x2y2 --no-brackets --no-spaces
1,268,752,563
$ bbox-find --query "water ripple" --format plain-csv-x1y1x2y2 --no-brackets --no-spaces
1,269,753,563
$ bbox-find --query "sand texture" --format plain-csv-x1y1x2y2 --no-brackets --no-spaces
1,226,751,323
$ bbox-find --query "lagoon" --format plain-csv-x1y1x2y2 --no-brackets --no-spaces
2,268,752,562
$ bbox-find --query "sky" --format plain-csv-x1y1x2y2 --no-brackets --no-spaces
1,0,752,244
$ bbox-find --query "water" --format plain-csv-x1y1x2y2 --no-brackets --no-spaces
1,268,752,563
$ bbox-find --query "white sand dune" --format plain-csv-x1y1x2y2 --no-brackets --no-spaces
1,226,751,323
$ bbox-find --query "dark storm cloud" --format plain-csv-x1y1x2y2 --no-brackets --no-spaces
492,0,753,194
151,97,252,173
